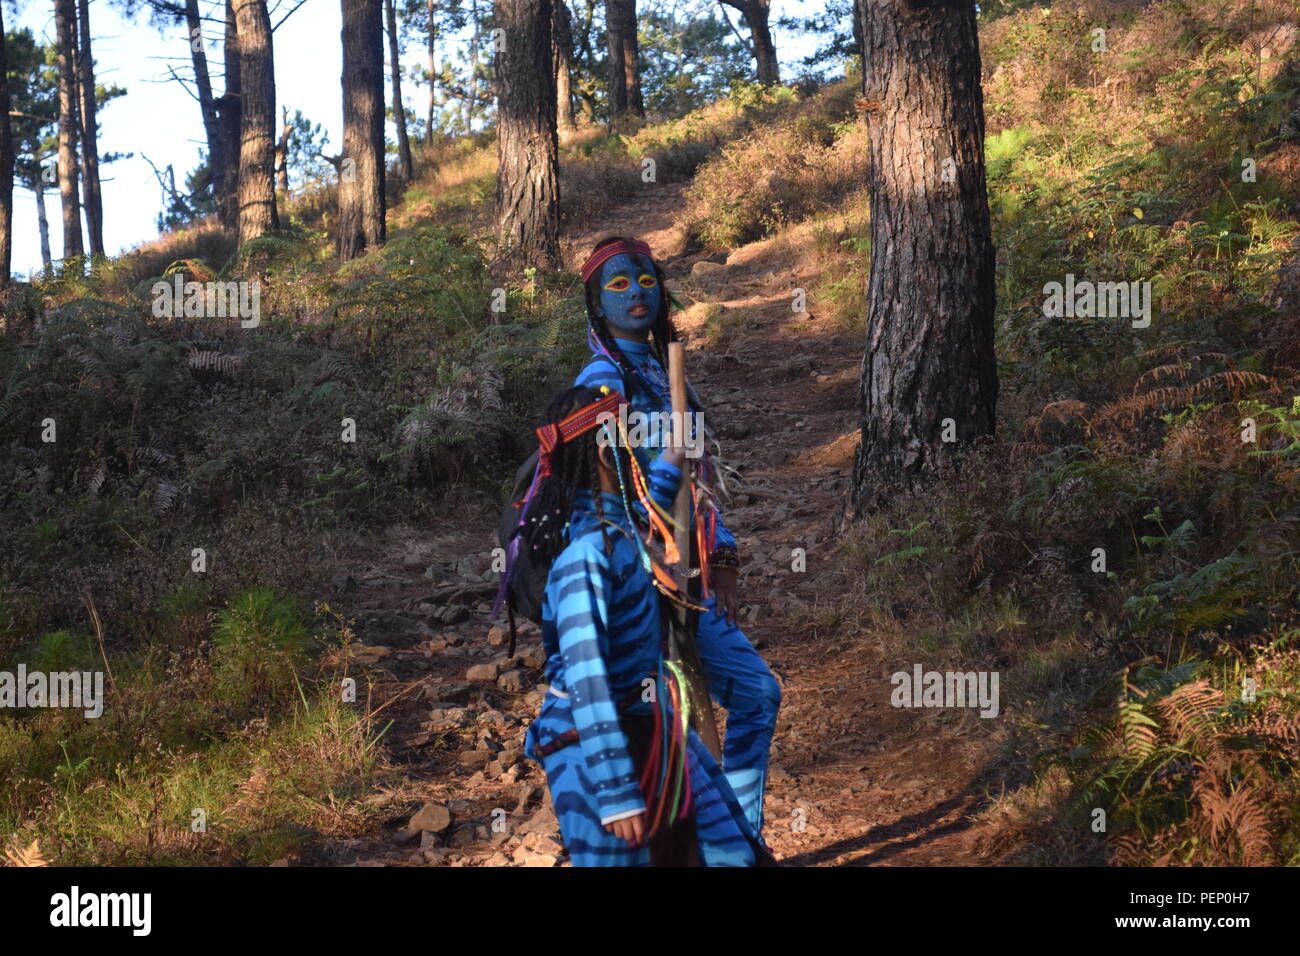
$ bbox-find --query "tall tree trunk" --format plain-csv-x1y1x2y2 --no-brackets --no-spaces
850,0,998,513
553,0,577,131
35,181,53,268
494,0,558,266
467,0,479,131
216,0,241,230
721,0,778,84
338,0,386,260
76,0,103,254
186,0,224,215
386,0,414,181
425,0,438,143
604,0,642,118
234,0,278,246
54,0,83,260
0,8,12,285
574,0,598,122
274,107,291,193
852,0,865,68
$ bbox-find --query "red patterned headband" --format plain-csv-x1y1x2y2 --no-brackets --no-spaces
580,239,654,284
535,388,626,478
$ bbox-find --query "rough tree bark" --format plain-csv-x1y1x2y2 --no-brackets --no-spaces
467,0,479,128
0,8,12,284
604,0,642,118
338,0,386,260
553,0,577,131
852,0,865,67
850,0,998,513
53,0,83,259
217,0,241,230
274,107,291,193
76,0,103,254
234,0,279,246
573,0,599,122
386,0,414,181
425,0,438,143
494,0,559,266
35,179,52,268
185,0,225,214
721,0,779,84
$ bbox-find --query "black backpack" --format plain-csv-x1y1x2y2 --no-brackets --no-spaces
497,359,620,627
496,358,678,630
496,449,548,627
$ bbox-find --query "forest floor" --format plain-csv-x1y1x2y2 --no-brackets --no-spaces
307,181,1000,867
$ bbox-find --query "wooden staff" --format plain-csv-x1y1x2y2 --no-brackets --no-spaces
668,343,692,604
668,343,723,760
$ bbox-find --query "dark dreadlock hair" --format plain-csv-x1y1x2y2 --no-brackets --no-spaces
584,235,701,415
514,385,638,570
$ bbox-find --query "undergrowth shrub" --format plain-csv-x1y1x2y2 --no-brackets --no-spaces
212,589,313,714
683,79,862,248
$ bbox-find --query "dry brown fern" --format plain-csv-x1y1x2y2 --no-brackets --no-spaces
4,839,50,867
1191,752,1277,866
1095,352,1278,430
1187,369,1278,400
1026,399,1091,443
165,258,215,283
1134,361,1191,391
1156,679,1222,751
186,348,246,377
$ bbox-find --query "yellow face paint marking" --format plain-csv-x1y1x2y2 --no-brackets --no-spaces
604,273,657,292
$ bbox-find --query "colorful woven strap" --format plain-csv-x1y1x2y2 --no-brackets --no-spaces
580,239,654,283
536,389,625,478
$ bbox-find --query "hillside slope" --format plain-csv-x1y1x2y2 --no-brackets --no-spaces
2,0,1298,867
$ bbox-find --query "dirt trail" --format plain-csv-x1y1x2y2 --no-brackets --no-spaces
314,182,995,867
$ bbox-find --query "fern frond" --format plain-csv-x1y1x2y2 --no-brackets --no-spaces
1135,362,1190,390
1118,695,1160,759
87,461,108,497
4,839,50,867
133,445,176,469
477,365,504,411
1157,680,1223,750
1187,370,1277,399
186,348,245,377
163,257,215,283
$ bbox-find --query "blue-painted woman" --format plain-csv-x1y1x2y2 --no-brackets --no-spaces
516,385,764,865
571,237,781,841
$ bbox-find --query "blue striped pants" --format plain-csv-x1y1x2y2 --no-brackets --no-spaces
695,595,781,836
526,694,758,867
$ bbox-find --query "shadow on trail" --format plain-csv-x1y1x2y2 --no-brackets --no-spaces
778,791,992,867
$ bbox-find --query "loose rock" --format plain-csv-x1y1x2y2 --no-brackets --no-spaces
497,669,527,693
467,662,499,682
407,803,453,834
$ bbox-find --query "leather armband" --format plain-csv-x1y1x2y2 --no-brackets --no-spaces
709,545,740,570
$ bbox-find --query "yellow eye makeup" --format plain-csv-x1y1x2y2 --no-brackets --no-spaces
637,274,658,288
604,276,632,292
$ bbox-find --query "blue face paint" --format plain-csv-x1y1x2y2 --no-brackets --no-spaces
597,252,661,336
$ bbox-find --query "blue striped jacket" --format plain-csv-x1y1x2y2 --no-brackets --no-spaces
574,337,737,555
537,454,683,823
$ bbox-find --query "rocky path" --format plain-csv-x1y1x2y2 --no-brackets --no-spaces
309,185,995,867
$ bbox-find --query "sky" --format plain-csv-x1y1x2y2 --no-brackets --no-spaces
7,0,828,278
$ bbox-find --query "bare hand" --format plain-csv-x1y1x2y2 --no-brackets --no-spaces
712,566,739,626
605,811,646,846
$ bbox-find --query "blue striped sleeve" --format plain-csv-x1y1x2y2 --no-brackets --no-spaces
547,537,645,823
644,454,682,512
710,506,737,552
